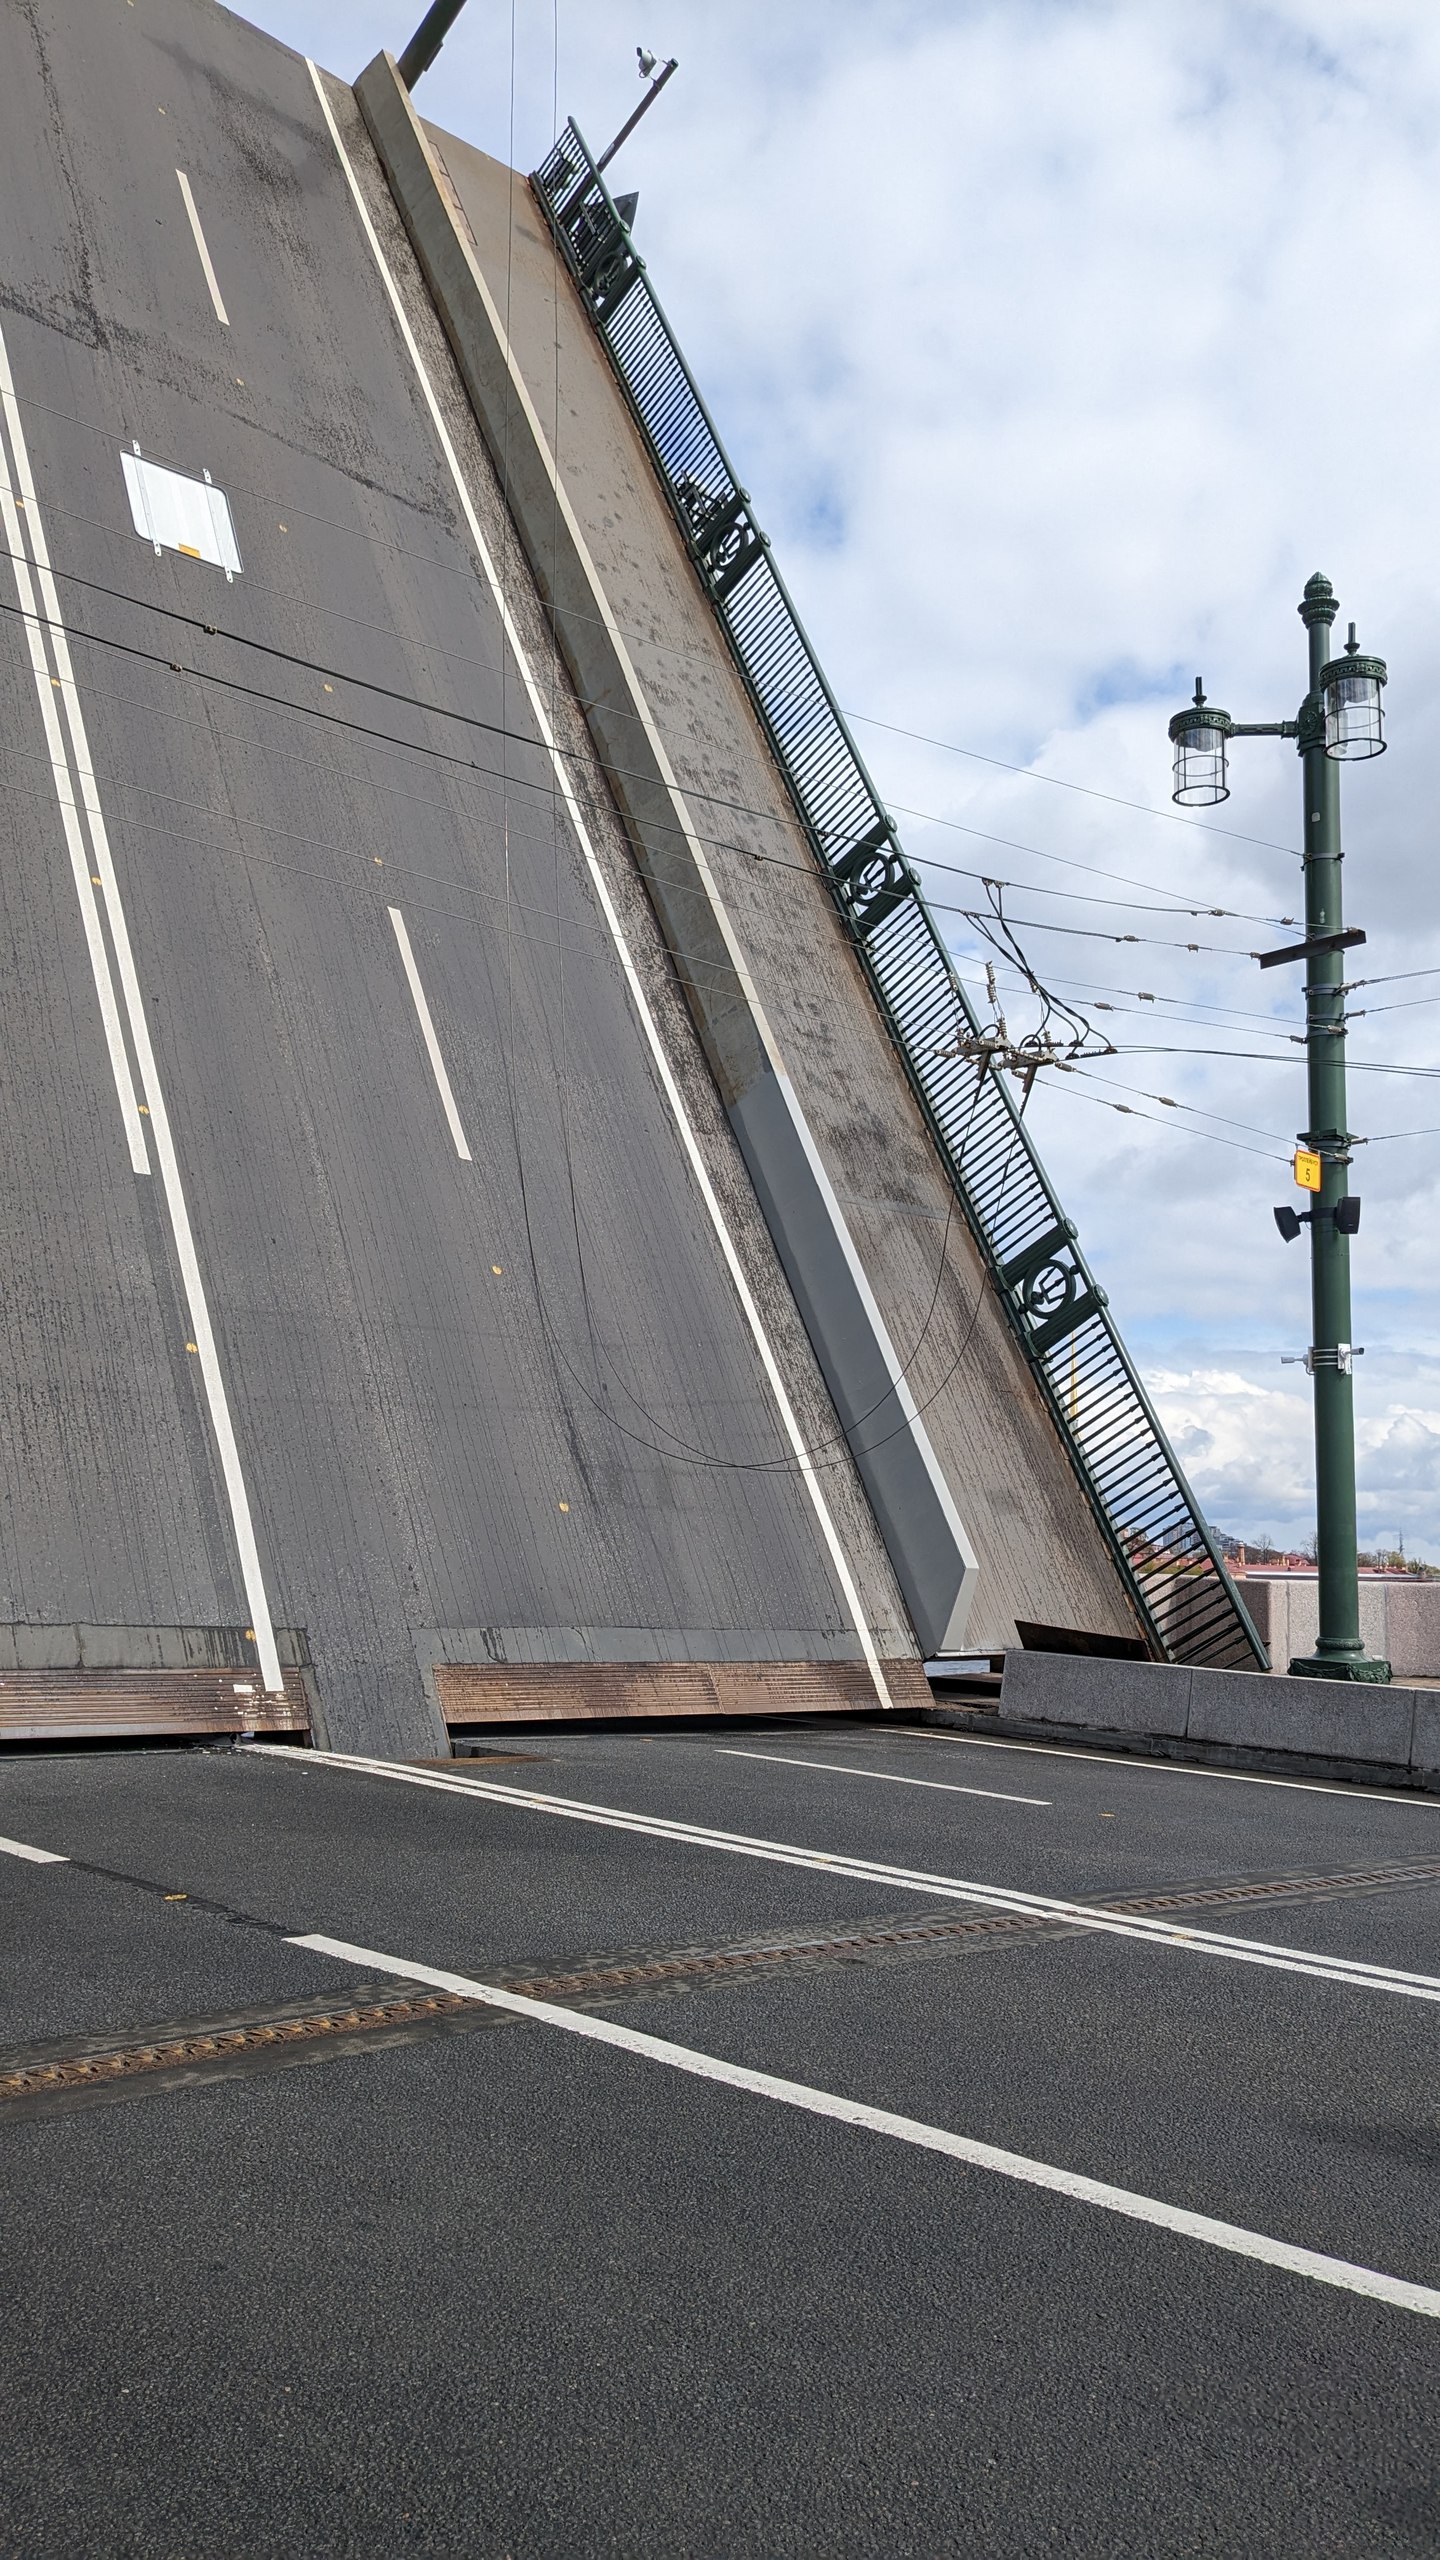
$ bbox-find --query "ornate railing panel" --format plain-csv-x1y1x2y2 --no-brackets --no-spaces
532,123,1265,1668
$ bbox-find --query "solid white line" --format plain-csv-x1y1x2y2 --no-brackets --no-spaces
306,60,892,1714
252,1745,1440,2004
175,171,230,327
290,1929,1440,2321
718,1746,1049,1807
0,1834,69,1865
0,419,149,1171
895,1727,1440,1810
0,318,284,1700
387,907,472,1159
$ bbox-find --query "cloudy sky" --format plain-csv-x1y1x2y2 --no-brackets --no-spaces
259,0,1440,1557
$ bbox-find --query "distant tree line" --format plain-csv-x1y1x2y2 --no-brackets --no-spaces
1211,1529,1438,1578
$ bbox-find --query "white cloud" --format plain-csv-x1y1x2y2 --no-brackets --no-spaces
1150,1367,1440,1551
259,1,1440,1549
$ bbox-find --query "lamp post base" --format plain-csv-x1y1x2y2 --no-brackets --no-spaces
1288,1653,1392,1684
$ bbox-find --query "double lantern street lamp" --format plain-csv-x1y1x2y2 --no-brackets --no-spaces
1167,574,1390,1683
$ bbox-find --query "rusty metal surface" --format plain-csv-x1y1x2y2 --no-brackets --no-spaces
0,1667,309,1741
5,1843,1439,2124
0,1989,478,2106
435,1658,933,1725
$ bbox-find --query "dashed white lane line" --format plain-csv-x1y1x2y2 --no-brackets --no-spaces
307,59,892,1714
175,171,230,327
291,1929,1440,2322
0,1835,68,1865
718,1746,1048,1807
893,1727,1440,1810
387,907,472,1160
252,1746,1440,2006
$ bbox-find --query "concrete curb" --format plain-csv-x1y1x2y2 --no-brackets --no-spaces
921,1650,1440,1794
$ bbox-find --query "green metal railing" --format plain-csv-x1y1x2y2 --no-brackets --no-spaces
532,122,1266,1670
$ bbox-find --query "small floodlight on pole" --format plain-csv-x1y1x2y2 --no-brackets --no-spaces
595,51,679,174
1166,575,1390,1684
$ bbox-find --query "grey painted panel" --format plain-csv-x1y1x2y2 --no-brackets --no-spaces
730,1072,975,1654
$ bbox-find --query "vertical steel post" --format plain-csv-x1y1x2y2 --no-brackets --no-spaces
397,0,471,92
1289,572,1388,1680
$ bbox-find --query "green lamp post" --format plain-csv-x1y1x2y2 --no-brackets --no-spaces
1167,573,1390,1683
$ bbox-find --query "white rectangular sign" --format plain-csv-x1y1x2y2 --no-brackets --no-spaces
122,447,241,577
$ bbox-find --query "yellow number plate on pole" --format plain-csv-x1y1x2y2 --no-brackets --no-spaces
1294,1148,1323,1192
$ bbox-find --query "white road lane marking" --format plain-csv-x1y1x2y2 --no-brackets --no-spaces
252,1745,1440,2006
0,316,285,1700
0,417,149,1171
718,1746,1049,1807
893,1727,1440,1810
291,1929,1440,2321
387,907,472,1160
0,1834,69,1865
307,61,893,1714
175,171,230,327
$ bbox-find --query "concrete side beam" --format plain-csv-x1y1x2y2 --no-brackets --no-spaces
998,1647,1433,1783
355,51,977,1656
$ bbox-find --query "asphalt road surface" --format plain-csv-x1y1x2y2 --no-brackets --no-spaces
0,0,909,1756
3,1719,1438,2557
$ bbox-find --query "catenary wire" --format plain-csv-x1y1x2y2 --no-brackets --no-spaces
0,540,1295,927
0,584,1290,960
9,380,1303,866
844,708,1303,858
1102,1046,1440,1078
1058,1066,1291,1145
1042,1081,1288,1160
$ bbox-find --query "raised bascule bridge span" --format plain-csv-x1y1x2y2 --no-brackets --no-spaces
0,1,1262,1756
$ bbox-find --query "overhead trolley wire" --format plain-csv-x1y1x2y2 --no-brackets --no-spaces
0,753,780,1016
1039,1079,1289,1161
5,382,1303,864
845,709,1304,858
951,905,1260,958
0,537,1294,929
7,382,1309,883
1101,1045,1440,1078
948,952,1332,1036
3,590,1419,1078
0,583,1296,968
1058,1065,1292,1147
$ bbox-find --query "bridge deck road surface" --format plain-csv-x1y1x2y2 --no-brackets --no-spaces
0,0,917,1755
3,1723,1439,2556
